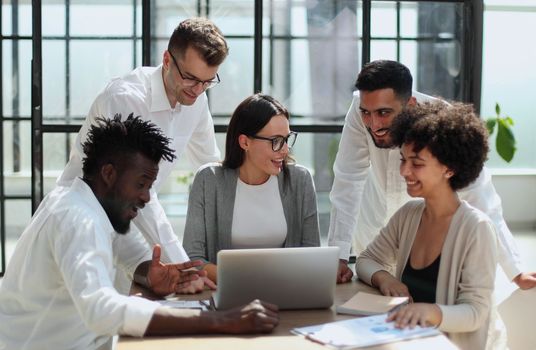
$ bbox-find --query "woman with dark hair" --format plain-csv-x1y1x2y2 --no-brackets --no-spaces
183,94,320,283
356,102,503,350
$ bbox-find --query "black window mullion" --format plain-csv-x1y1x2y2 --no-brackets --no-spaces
65,0,71,163
396,1,401,61
362,0,371,65
31,0,44,212
253,0,263,93
142,0,151,66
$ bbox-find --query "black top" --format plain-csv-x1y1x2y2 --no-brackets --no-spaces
401,255,441,304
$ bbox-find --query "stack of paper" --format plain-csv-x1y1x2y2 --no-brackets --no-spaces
336,292,409,316
292,314,440,349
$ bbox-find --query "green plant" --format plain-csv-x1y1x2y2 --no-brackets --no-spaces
485,103,516,163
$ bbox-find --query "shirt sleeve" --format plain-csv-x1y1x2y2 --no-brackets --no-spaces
52,214,159,337
113,228,152,279
355,211,401,285
457,167,523,280
184,94,221,170
328,93,371,260
132,189,190,263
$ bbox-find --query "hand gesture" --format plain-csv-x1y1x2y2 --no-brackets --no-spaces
337,259,354,284
147,245,205,296
386,303,442,329
217,300,279,334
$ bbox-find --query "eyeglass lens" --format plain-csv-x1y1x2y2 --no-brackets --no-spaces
273,133,297,151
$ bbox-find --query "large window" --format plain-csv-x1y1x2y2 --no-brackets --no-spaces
481,0,536,170
1,0,482,275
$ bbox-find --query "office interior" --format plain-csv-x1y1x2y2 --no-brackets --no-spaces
0,0,535,343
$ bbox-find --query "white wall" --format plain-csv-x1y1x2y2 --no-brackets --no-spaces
492,174,536,229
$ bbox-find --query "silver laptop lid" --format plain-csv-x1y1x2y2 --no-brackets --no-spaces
214,246,339,310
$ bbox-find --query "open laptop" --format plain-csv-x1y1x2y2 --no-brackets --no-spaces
213,246,339,310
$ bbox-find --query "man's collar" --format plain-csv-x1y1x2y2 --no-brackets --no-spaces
150,65,174,112
71,177,115,235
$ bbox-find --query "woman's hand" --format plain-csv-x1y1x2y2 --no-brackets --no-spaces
386,303,442,329
371,270,411,298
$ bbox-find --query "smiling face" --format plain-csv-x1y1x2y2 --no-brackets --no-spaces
399,143,453,199
360,88,412,149
162,46,220,106
100,153,158,234
239,114,290,184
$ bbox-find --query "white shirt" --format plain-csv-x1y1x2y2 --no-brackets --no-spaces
0,178,160,350
56,65,221,263
231,176,287,248
328,91,523,280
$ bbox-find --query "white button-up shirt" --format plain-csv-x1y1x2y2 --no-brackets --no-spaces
57,66,221,263
328,91,523,280
0,178,160,350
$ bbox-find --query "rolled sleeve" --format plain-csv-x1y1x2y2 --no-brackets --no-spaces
120,296,160,336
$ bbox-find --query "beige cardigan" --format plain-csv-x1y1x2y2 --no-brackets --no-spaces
356,200,498,350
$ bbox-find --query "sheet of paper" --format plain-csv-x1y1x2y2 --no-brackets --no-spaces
156,299,210,310
292,313,440,349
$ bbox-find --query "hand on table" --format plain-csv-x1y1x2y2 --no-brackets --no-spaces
216,300,279,334
176,276,217,294
386,303,442,329
337,259,354,284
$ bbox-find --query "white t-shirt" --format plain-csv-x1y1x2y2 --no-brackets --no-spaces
231,176,287,248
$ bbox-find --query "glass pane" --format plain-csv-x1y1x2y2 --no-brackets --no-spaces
1,2,32,37
152,1,196,40
370,40,397,61
43,133,79,197
5,200,32,266
43,132,71,195
43,2,66,36
2,39,32,118
210,0,254,36
210,38,254,116
399,41,418,83
3,121,32,196
291,132,342,240
70,0,136,36
482,4,536,169
400,2,418,38
69,40,135,118
416,2,462,37
371,1,397,38
265,1,359,120
43,40,67,122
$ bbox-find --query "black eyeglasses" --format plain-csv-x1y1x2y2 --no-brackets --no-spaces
168,51,221,90
249,131,298,152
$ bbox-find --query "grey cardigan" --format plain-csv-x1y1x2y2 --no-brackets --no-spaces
183,163,321,264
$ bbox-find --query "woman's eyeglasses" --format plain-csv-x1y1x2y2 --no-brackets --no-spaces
249,131,298,152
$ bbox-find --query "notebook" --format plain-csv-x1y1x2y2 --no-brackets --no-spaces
336,292,409,316
213,246,339,310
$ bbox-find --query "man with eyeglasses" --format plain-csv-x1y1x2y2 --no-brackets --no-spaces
56,18,228,293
